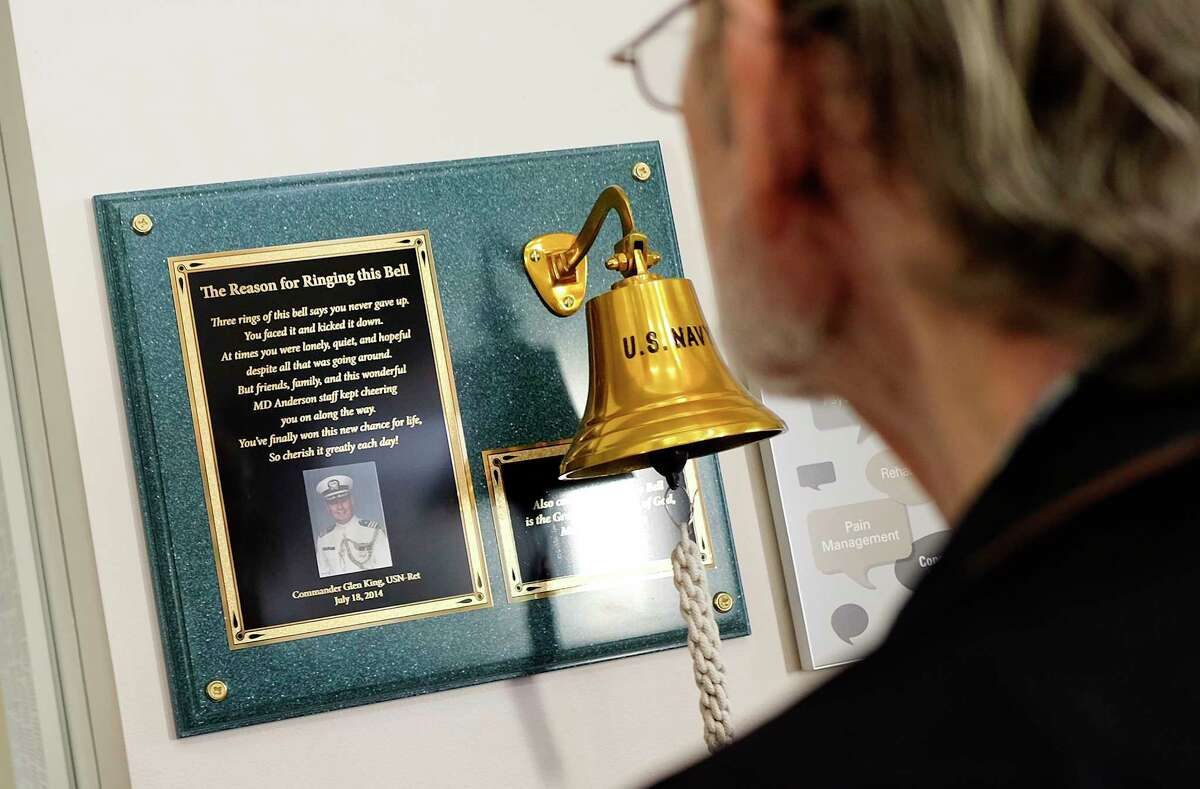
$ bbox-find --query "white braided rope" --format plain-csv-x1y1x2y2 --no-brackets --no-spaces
668,490,734,753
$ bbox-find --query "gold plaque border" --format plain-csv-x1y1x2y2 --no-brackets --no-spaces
169,231,492,649
483,440,715,603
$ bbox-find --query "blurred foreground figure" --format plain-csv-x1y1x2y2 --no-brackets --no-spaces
651,0,1200,785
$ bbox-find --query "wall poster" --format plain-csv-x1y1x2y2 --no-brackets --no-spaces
760,394,949,669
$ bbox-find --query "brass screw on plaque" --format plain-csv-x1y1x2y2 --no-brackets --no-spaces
205,679,229,702
130,213,154,235
713,592,735,614
632,161,652,182
529,248,542,263
562,295,576,309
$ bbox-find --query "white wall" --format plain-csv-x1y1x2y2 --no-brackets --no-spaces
0,684,14,789
6,1,827,786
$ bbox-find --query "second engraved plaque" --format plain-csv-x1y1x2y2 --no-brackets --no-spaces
484,441,714,601
171,232,490,647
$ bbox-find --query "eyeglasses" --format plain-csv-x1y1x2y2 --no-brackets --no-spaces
611,0,704,113
611,0,840,113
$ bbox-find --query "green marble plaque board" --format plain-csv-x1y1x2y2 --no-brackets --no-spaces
94,141,749,736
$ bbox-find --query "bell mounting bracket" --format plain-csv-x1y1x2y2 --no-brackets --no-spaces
524,185,663,317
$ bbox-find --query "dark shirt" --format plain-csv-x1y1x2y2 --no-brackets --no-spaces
656,371,1200,787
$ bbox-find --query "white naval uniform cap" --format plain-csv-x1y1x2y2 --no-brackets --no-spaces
316,474,353,501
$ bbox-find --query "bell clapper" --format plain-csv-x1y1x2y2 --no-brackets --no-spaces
650,448,689,491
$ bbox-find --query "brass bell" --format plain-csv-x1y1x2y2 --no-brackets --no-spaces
524,185,785,480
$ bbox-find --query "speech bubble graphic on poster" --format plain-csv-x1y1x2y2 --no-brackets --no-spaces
811,398,859,431
866,449,930,505
796,461,837,491
812,398,874,443
807,499,913,589
831,603,869,644
893,531,952,591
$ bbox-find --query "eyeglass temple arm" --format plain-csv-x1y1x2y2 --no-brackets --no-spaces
609,0,697,64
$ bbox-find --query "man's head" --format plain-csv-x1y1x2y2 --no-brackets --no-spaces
317,474,355,525
683,0,1200,394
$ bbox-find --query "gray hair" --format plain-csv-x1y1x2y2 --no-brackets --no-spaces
790,0,1200,384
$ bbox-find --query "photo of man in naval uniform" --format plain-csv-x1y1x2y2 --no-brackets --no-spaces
312,472,393,578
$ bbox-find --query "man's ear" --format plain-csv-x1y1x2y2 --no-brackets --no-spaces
721,6,813,242
724,19,877,235
719,17,890,341
804,37,877,201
